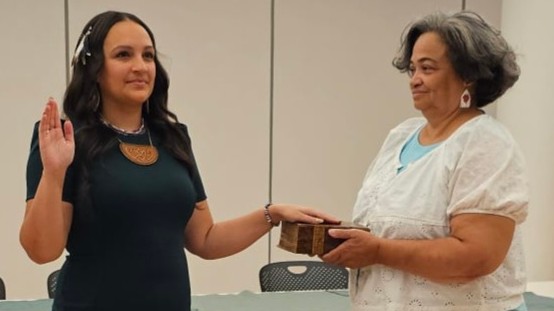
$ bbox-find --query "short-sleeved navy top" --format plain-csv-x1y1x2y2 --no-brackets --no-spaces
26,122,206,311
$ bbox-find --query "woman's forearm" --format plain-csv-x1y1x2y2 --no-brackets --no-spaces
186,202,336,260
323,214,514,283
20,171,72,264
376,214,515,282
189,208,272,260
376,237,492,282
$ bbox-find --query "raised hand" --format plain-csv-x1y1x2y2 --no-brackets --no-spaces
38,98,75,176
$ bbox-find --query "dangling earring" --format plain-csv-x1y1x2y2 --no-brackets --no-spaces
144,99,150,114
93,87,101,112
460,89,471,108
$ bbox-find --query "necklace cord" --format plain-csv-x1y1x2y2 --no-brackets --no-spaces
99,116,158,166
99,115,145,135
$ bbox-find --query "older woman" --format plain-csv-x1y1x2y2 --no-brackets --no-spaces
321,11,528,311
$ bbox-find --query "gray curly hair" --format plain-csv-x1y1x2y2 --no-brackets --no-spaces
392,11,520,107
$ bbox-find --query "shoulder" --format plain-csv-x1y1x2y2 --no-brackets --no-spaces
390,117,426,135
170,122,194,146
452,114,519,148
444,114,526,170
175,122,189,132
372,117,425,156
173,122,191,138
475,114,517,139
384,117,425,143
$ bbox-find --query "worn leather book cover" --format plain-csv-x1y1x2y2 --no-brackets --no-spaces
278,221,371,255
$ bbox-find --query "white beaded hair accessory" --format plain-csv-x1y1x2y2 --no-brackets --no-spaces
72,26,93,66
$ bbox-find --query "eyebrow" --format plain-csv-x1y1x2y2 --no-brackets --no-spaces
411,57,438,64
110,45,155,52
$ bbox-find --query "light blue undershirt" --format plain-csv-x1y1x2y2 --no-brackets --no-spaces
398,128,528,311
398,127,440,173
513,302,528,311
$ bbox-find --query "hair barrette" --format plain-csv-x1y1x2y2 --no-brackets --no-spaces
72,26,93,66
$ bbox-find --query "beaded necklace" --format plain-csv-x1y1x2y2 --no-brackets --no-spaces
100,116,158,166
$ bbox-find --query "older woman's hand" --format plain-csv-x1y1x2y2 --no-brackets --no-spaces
320,228,380,269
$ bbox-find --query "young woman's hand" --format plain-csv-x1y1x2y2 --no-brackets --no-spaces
39,98,75,176
268,204,341,225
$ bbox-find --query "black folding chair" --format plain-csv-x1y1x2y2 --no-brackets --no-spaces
259,260,348,292
0,277,5,300
47,270,60,299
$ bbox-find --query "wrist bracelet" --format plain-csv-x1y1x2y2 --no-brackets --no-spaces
264,203,279,227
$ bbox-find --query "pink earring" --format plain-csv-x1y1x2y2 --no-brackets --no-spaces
460,89,471,108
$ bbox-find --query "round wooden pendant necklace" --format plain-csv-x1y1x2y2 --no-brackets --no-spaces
117,130,159,166
100,116,159,166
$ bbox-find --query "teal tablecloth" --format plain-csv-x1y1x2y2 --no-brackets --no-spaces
0,290,347,311
0,290,553,311
193,290,349,311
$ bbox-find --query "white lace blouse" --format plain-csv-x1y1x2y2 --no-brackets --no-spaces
350,115,529,311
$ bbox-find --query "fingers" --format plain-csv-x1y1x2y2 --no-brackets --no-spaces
328,228,352,239
52,99,63,131
293,206,340,224
48,98,59,131
40,98,59,133
311,210,341,224
320,246,342,264
272,204,342,225
296,214,325,225
64,120,74,143
39,103,50,135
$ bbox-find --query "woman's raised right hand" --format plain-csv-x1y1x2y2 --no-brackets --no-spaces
38,98,75,175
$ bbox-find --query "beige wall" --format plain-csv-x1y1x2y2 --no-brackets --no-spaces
6,0,545,301
0,0,67,299
499,0,554,282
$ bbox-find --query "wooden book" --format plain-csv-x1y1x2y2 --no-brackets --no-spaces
278,221,370,255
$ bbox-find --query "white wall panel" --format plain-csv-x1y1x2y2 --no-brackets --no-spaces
499,0,554,282
270,0,461,263
0,0,66,299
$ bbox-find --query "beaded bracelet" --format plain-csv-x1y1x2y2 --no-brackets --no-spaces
264,203,279,227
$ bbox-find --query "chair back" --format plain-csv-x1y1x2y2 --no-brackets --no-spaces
47,270,60,299
259,260,348,292
0,277,5,300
